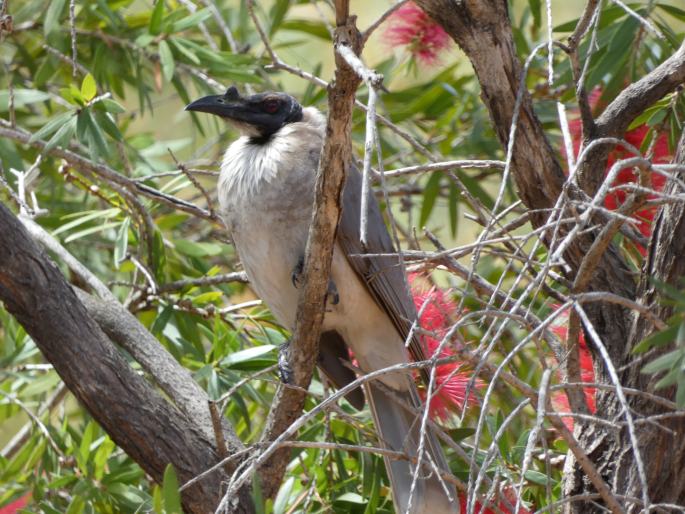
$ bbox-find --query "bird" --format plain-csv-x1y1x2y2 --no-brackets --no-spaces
186,86,457,513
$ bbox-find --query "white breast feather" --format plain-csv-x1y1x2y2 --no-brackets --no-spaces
219,107,325,200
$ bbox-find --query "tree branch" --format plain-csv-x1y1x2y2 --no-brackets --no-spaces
255,7,363,500
0,203,253,514
578,41,685,194
0,121,215,221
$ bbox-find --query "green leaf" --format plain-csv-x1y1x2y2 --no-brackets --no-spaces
162,464,183,514
60,84,85,106
335,492,366,504
447,427,476,441
677,375,685,408
654,365,681,389
65,495,85,514
21,371,60,396
280,19,331,41
77,421,97,475
632,322,678,354
0,89,51,111
64,221,120,243
93,110,123,142
152,229,167,283
173,239,223,257
44,0,67,36
152,485,163,514
93,436,115,481
420,171,442,227
273,476,294,514
114,217,131,267
54,208,119,236
170,8,211,33
100,98,126,114
528,0,541,29
136,34,155,47
75,109,109,161
159,40,175,82
657,4,685,22
44,116,77,153
149,0,165,35
448,181,459,238
642,349,681,375
525,469,552,486
151,305,174,337
169,38,201,65
269,0,291,36
81,73,97,102
220,345,276,370
628,98,670,130
29,111,74,143
192,291,223,305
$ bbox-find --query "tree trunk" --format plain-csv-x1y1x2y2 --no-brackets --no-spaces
0,203,254,514
566,128,685,514
415,1,685,511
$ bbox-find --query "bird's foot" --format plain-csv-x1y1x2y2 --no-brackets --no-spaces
291,256,304,289
325,280,339,310
277,340,294,384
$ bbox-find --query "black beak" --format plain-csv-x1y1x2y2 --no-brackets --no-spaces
185,86,242,118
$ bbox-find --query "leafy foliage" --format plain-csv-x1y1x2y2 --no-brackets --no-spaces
0,1,683,513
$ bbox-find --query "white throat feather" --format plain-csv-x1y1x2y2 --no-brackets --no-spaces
218,106,325,200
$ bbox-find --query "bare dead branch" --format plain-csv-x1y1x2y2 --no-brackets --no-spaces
252,7,363,501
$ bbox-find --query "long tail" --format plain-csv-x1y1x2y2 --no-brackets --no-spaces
365,378,459,513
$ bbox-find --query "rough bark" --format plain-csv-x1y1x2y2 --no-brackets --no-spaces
582,42,685,195
572,128,685,513
562,129,685,514
75,288,244,453
0,203,254,514
414,0,635,366
414,1,685,511
256,0,362,499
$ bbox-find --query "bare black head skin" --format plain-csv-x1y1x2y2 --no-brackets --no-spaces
185,86,303,144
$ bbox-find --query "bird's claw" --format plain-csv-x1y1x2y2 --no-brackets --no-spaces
277,340,294,384
326,280,339,308
291,256,304,289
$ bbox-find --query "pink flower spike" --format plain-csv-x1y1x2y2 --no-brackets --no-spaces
384,2,451,65
409,273,482,420
549,305,596,430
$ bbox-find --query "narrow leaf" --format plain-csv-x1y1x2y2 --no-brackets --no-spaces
114,217,130,267
44,116,77,153
159,40,175,82
149,0,165,35
420,171,442,227
44,0,67,36
81,73,97,102
162,464,183,514
29,111,74,143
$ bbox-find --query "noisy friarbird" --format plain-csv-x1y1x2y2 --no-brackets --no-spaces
187,87,457,513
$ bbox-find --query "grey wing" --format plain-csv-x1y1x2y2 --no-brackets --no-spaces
337,165,426,364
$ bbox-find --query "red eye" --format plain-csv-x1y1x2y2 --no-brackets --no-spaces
264,100,279,113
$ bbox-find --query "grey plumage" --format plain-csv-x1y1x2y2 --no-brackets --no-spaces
187,88,458,513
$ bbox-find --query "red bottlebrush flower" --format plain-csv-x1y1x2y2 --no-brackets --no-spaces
409,273,481,420
458,487,532,514
549,307,596,430
565,89,671,253
384,2,451,65
0,495,29,514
